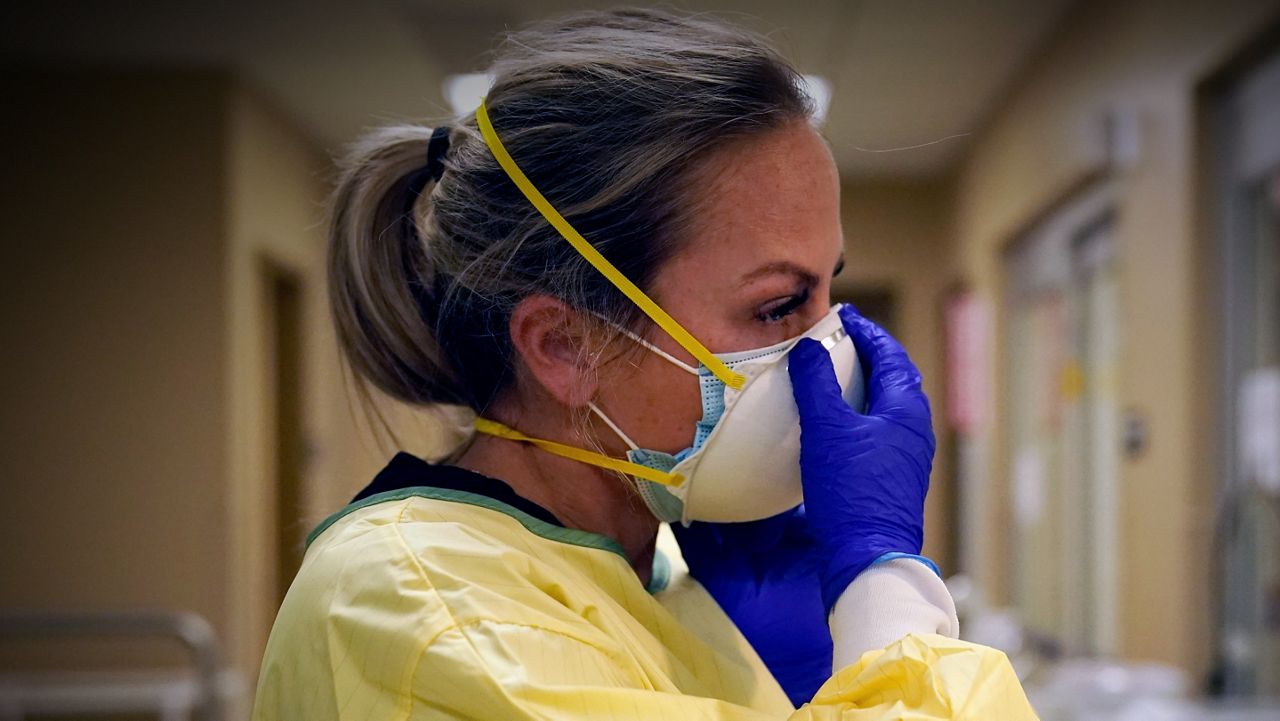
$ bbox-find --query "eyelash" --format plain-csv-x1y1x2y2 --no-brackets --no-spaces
757,287,811,323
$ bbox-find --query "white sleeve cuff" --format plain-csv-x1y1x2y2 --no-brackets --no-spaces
828,558,960,670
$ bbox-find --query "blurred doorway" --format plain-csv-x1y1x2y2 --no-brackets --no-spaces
835,287,897,338
261,263,307,606
1002,184,1120,656
1210,41,1280,697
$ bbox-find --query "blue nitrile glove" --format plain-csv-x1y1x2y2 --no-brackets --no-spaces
671,507,832,707
788,305,937,613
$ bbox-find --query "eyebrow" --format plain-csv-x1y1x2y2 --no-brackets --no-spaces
738,255,846,287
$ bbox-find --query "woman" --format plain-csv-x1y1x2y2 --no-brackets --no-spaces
254,8,1037,720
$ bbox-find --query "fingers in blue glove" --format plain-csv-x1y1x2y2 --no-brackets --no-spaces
788,337,855,426
836,304,922,397
833,305,934,443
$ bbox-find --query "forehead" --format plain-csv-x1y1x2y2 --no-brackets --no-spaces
674,122,842,263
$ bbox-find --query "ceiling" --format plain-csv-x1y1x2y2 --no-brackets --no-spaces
2,0,1074,178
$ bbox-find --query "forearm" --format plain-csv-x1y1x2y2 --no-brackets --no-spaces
827,558,959,669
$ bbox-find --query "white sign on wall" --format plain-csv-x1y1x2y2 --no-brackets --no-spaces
1240,367,1280,495
945,292,992,436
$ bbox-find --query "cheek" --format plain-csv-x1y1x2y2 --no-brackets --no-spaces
596,347,704,453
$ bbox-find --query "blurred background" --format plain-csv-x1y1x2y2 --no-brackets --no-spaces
1,0,1278,718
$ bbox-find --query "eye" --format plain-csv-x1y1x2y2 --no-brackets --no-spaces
756,287,811,323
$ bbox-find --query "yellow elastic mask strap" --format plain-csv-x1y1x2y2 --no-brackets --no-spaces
474,100,746,391
474,418,684,488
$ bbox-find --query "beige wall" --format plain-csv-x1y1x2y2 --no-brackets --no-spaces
951,0,1280,677
0,68,372,710
0,69,232,662
223,80,339,685
836,180,957,570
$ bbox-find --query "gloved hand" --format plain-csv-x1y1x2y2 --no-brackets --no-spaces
788,305,937,613
671,507,832,707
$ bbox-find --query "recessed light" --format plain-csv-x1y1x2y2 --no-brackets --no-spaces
443,72,494,116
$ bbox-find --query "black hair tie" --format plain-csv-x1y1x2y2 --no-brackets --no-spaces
425,126,451,182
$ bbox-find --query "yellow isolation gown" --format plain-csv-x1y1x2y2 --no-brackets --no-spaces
253,455,1038,720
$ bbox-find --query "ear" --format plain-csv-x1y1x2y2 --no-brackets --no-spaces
508,295,601,408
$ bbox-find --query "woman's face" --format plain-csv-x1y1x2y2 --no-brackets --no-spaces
594,120,844,454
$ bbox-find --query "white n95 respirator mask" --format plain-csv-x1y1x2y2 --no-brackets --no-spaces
469,98,864,523
588,304,864,523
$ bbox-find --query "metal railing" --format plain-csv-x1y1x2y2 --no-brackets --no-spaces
0,610,224,721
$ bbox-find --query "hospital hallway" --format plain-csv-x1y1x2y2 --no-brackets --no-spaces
1,0,1279,718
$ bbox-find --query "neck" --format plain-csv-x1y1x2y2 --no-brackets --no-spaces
454,407,660,586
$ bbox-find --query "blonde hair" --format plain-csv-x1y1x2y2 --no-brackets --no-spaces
328,7,812,415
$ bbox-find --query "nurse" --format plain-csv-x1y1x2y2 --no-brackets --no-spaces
254,7,1037,720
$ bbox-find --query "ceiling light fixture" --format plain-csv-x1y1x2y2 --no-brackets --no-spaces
443,72,494,116
444,71,831,126
802,74,832,126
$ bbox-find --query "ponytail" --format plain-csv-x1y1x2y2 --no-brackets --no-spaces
327,125,465,407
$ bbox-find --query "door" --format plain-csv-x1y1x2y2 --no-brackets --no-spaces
261,262,307,606
1212,44,1280,696
1003,185,1121,656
